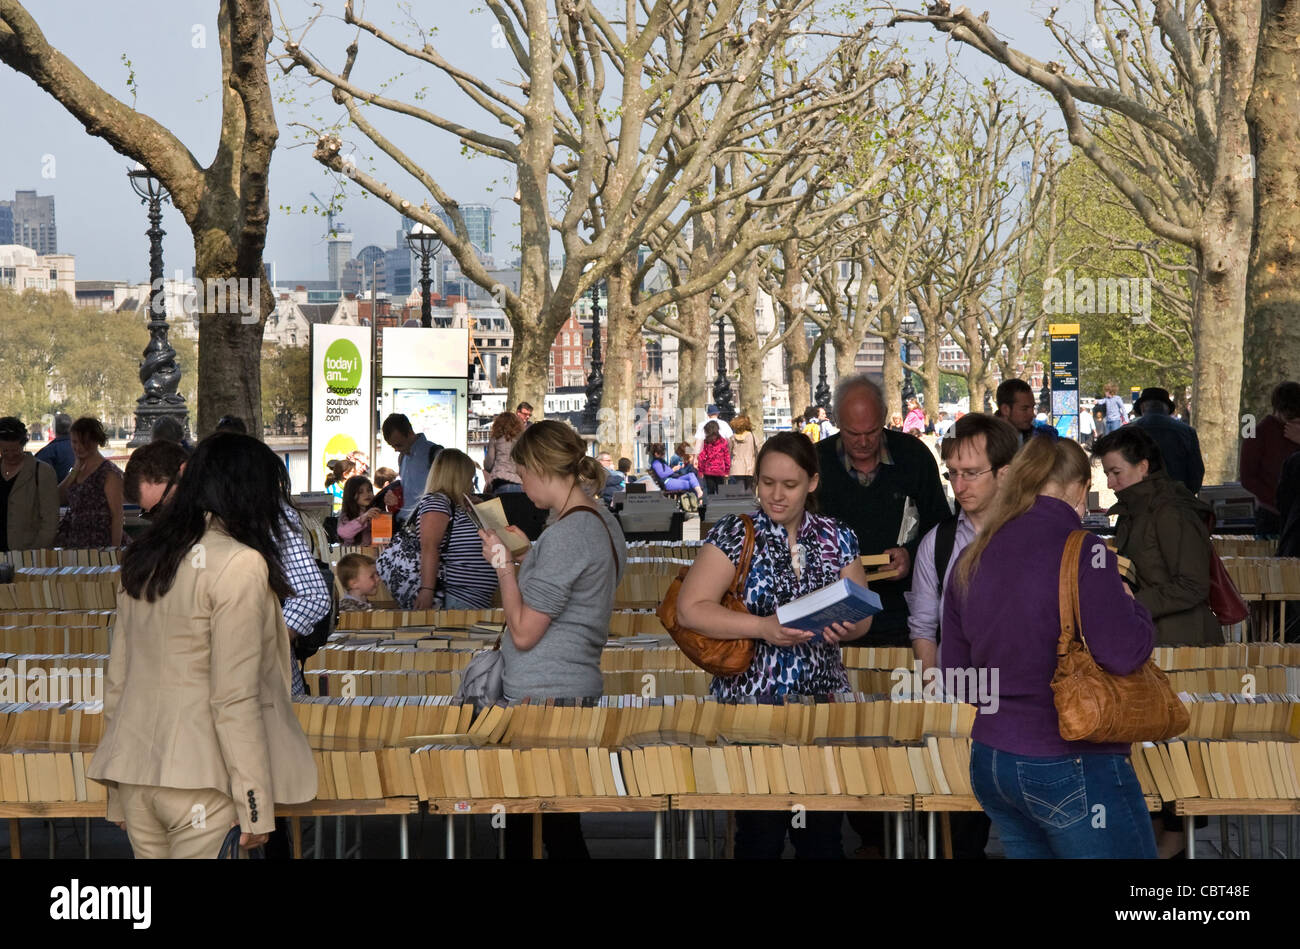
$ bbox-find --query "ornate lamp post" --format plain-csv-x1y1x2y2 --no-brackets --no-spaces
712,316,736,422
900,313,916,417
127,163,187,448
815,338,831,411
583,283,604,434
406,222,443,327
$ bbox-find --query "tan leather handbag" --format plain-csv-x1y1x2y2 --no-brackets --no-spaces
657,514,756,677
1051,530,1189,743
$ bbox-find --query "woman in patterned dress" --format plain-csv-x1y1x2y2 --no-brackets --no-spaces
53,417,123,548
676,430,874,858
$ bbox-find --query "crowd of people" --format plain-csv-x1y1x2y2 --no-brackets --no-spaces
5,371,1298,861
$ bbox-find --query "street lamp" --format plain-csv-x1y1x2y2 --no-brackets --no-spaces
583,283,604,434
712,316,736,422
126,163,187,448
406,222,443,327
815,338,831,411
900,312,916,417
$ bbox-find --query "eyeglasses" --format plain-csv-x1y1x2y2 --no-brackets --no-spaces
943,467,993,483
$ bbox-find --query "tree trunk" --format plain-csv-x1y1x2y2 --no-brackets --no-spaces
507,318,552,421
598,254,639,458
674,291,712,438
787,321,812,419
922,330,941,415
730,287,766,432
881,332,902,414
832,329,857,385
1244,1,1300,423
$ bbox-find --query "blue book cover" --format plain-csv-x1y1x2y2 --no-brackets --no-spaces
776,578,883,636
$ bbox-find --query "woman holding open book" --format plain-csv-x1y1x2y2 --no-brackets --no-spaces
478,419,628,858
941,436,1158,859
88,433,317,858
675,431,875,858
376,449,498,611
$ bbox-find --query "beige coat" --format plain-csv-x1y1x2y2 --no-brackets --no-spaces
729,432,757,477
3,454,58,550
88,522,317,832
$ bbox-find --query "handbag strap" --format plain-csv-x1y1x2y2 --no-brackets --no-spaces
728,514,756,599
1057,529,1088,657
557,505,622,581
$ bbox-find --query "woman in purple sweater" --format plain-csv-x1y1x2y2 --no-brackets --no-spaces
942,435,1157,858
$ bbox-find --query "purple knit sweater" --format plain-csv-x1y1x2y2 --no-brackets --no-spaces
941,495,1156,757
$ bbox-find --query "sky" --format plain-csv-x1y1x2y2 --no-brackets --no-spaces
0,1,1069,284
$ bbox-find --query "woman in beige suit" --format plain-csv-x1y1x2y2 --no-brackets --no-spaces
89,433,317,858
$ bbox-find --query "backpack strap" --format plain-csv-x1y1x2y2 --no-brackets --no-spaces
931,515,959,644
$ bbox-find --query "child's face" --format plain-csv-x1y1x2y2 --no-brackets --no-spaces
349,566,380,599
358,485,374,507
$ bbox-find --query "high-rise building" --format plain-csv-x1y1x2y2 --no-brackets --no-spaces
354,245,387,295
434,204,492,255
327,225,353,287
384,246,411,297
0,190,57,255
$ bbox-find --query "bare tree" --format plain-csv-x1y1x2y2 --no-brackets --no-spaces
893,0,1257,482
0,1,281,436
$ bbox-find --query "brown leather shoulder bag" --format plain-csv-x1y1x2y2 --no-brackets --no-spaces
1051,529,1189,743
657,513,756,677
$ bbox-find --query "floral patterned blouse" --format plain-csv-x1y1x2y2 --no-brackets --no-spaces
703,507,858,700
53,458,121,549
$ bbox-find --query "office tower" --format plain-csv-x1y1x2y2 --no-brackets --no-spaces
1,190,57,255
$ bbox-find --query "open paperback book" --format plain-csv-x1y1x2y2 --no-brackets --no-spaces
462,494,531,555
775,578,882,636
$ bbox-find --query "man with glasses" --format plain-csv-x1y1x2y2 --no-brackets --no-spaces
814,374,950,648
903,412,1017,859
906,413,1019,671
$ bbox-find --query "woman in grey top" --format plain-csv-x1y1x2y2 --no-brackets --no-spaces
478,419,627,857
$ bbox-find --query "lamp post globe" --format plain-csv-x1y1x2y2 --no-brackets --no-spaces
406,222,444,328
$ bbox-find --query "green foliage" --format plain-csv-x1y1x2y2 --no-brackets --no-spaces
261,345,311,435
0,289,183,428
1034,156,1194,400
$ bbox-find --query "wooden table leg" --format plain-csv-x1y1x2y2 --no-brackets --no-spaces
8,819,20,860
531,814,543,859
940,813,954,859
291,817,302,859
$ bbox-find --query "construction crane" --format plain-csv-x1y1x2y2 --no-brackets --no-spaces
310,191,340,236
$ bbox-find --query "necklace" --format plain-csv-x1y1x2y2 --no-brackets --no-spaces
1,460,20,480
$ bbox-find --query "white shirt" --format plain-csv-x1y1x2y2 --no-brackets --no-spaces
694,416,733,444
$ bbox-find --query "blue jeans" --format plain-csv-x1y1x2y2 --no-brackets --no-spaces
443,592,488,611
1105,418,1125,434
970,741,1156,859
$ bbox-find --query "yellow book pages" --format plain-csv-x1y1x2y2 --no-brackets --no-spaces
887,747,916,795
873,747,896,796
799,745,826,796
83,752,106,802
1140,744,1175,801
360,752,384,799
1203,742,1229,798
312,751,332,799
1232,742,1258,799
329,751,353,800
665,745,688,795
692,747,715,795
1165,741,1200,799
1264,742,1292,799
782,745,807,796
738,746,758,795
676,745,696,794
531,748,556,797
749,743,770,795
548,748,571,797
463,749,486,798
618,749,640,797
590,746,611,797
838,747,868,796
906,746,933,796
1287,744,1300,798
927,737,953,795
1248,743,1276,799
634,747,659,796
1155,743,1183,801
822,746,843,797
1280,741,1300,798
483,747,507,798
571,748,594,797
344,751,367,800
1186,741,1214,798
512,749,534,798
722,746,746,796
709,747,731,795
936,737,965,795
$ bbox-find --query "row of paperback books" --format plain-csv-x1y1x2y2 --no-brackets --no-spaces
0,549,120,568
0,579,119,611
0,750,106,803
1131,738,1300,801
1219,557,1300,596
0,627,112,655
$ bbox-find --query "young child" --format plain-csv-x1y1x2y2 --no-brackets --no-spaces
372,466,403,516
697,420,731,495
337,475,378,545
337,553,379,612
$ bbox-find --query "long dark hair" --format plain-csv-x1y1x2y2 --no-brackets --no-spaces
340,474,373,520
121,433,294,602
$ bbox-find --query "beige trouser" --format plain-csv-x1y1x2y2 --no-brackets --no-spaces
117,784,238,859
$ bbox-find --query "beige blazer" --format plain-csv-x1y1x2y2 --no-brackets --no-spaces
88,522,317,832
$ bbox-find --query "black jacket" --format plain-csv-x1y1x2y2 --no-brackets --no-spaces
1131,414,1204,495
814,430,950,641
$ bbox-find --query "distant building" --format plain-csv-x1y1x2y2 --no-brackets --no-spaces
0,190,57,255
384,246,411,297
327,227,353,288
0,244,74,296
434,204,492,255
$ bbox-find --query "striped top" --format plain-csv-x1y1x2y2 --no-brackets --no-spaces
420,492,499,608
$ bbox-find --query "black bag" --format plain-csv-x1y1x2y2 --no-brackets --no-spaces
293,558,337,664
217,825,265,860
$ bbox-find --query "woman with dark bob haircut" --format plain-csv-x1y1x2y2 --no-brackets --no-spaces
89,434,317,858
